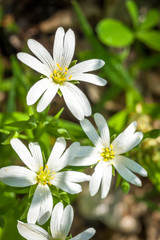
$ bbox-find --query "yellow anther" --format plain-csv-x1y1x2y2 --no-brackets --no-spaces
65,67,68,71
47,170,50,173
39,166,43,170
69,75,72,80
45,165,48,168
52,171,56,174
50,176,54,179
48,182,52,186
100,146,115,162
56,63,63,71
50,73,53,78
53,70,57,74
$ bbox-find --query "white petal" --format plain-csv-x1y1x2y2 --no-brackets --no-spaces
80,118,102,148
27,184,52,224
62,28,75,68
17,52,50,77
94,113,110,147
112,121,143,155
60,83,91,120
68,59,105,75
69,73,107,86
51,202,64,239
17,221,49,240
53,27,65,64
101,165,112,199
28,142,43,172
37,184,53,225
36,83,59,112
89,161,105,196
112,131,143,155
69,146,98,166
55,142,80,172
122,121,138,135
27,184,41,224
28,39,55,72
10,138,38,172
113,158,142,186
116,156,147,177
47,137,66,172
27,78,52,105
0,166,36,187
51,173,82,194
60,205,73,238
71,228,96,240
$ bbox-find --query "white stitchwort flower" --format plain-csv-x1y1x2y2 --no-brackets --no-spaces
69,113,147,199
17,202,95,240
0,138,90,224
17,27,107,120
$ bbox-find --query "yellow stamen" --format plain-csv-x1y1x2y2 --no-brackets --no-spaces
36,166,55,186
69,75,72,80
100,146,115,162
56,63,63,71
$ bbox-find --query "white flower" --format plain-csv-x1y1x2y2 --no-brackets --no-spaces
17,202,95,240
0,138,90,224
17,27,107,120
69,113,147,199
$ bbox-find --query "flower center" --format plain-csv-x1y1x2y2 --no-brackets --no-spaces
36,165,55,186
101,144,115,162
50,64,72,85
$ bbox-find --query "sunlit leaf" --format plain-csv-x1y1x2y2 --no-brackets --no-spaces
137,31,160,51
140,9,160,30
126,0,139,29
144,129,160,139
121,180,130,194
96,19,134,47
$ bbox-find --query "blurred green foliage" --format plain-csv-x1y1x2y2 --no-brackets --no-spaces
96,0,160,51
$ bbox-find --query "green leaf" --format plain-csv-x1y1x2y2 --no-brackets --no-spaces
1,132,19,145
112,167,115,176
115,173,122,189
50,186,60,198
141,103,160,119
140,9,160,30
137,31,160,51
121,180,130,194
108,110,128,132
54,108,64,119
125,88,143,111
28,185,37,199
5,120,37,131
57,128,71,140
60,192,70,204
144,129,160,139
0,216,4,229
57,89,62,97
69,60,78,68
20,202,30,220
96,19,134,47
126,0,139,29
